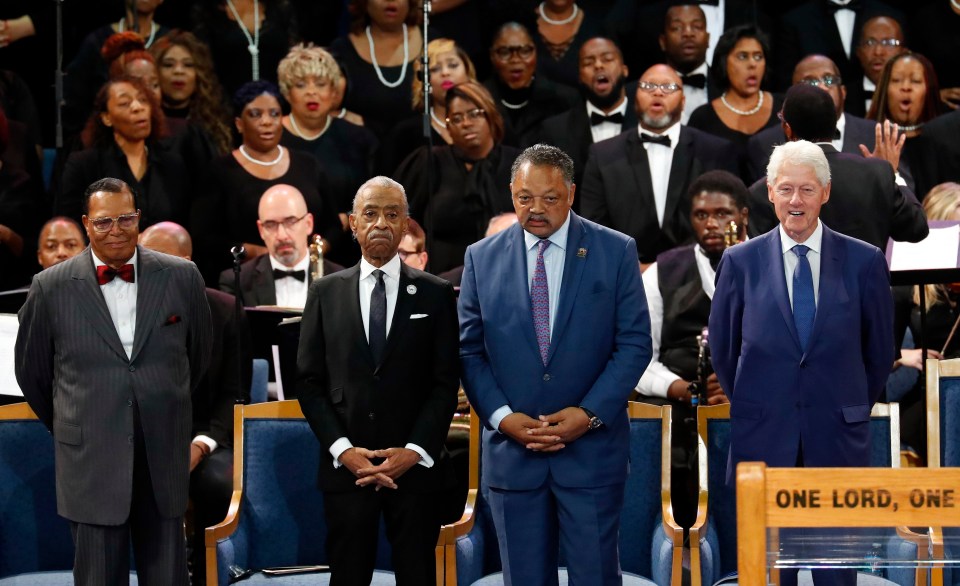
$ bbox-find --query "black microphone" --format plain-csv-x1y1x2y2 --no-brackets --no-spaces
230,244,248,405
231,245,246,261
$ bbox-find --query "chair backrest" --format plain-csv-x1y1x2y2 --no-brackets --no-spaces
249,359,269,404
927,358,960,468
0,403,74,578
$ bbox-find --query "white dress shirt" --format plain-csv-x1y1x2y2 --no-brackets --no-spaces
587,96,628,144
679,63,709,125
639,122,682,227
489,213,572,431
830,0,857,57
270,254,310,309
700,0,725,66
92,248,138,359
329,254,432,469
780,221,823,308
863,76,876,114
833,111,847,152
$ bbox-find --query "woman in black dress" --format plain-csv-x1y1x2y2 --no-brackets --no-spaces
395,81,520,274
533,0,604,89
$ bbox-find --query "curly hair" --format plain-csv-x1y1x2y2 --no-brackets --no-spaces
866,51,944,126
103,32,156,78
277,43,343,99
82,76,166,148
411,38,476,111
348,0,422,34
444,81,505,144
150,30,232,155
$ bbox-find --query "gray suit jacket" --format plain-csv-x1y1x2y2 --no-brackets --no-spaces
15,245,212,525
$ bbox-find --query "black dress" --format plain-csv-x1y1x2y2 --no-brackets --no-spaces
375,113,445,177
483,76,579,148
533,9,605,90
163,105,226,192
0,164,43,290
394,144,520,274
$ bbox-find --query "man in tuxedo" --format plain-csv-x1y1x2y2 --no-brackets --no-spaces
297,176,459,585
15,177,211,585
659,4,711,124
219,184,342,307
139,221,252,586
747,84,927,250
709,140,894,586
36,216,84,270
536,37,636,190
580,64,738,264
854,16,906,116
459,144,651,584
745,55,878,182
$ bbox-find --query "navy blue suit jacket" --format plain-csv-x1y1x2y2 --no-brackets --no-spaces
708,224,894,475
459,212,651,490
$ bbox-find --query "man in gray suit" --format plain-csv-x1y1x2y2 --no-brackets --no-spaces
15,177,211,585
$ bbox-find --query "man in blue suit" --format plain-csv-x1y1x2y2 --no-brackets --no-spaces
709,140,894,586
459,144,652,585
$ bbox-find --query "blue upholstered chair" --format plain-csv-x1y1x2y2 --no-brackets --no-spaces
249,358,269,404
204,401,424,586
924,358,960,586
441,403,681,585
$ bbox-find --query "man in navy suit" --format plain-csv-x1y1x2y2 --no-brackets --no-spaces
459,144,651,585
709,140,894,586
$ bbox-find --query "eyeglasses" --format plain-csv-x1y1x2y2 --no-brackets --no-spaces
638,81,681,94
797,74,842,88
860,38,901,49
514,194,563,207
88,212,140,233
260,213,308,233
397,249,423,261
446,108,486,126
492,45,535,62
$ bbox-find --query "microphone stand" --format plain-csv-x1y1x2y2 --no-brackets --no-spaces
421,0,435,271
127,0,140,34
54,0,65,152
230,245,247,405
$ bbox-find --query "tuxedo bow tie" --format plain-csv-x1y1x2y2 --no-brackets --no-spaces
590,111,624,126
827,0,860,12
96,264,135,286
273,268,306,282
834,128,842,139
681,73,707,89
640,133,671,147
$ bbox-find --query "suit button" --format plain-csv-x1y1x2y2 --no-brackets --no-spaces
127,400,133,407
128,435,134,444
129,365,135,372
800,362,808,369
543,374,551,381
368,413,376,421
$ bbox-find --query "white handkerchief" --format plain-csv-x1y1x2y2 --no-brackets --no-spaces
410,314,429,319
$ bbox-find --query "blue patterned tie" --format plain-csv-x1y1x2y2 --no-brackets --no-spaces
531,239,551,365
792,245,816,350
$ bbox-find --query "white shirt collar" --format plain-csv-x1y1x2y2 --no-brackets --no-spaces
91,247,139,276
585,95,627,118
863,76,876,93
360,253,402,281
637,121,682,148
679,62,709,78
524,211,572,252
269,253,309,273
779,220,824,254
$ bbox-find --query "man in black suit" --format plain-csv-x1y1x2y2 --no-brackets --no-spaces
923,110,960,186
536,37,636,191
747,84,927,250
139,221,252,586
659,4,711,123
746,55,878,183
297,176,459,585
580,64,738,264
853,16,906,116
219,184,343,308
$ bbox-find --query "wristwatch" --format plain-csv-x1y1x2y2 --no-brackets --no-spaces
580,406,603,430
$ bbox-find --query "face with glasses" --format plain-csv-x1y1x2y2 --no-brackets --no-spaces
725,37,765,97
398,233,427,270
82,189,140,268
257,186,314,267
511,162,574,239
635,65,685,131
491,27,536,90
446,97,494,157
856,17,905,84
792,56,845,119
236,93,283,154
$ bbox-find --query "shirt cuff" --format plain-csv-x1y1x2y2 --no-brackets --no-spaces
490,405,514,432
895,172,906,187
193,435,218,453
329,437,354,469
404,443,434,468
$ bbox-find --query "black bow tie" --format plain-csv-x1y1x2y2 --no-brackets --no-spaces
590,111,624,126
834,128,842,140
696,0,720,5
681,73,707,89
640,133,671,147
273,268,306,282
826,0,860,13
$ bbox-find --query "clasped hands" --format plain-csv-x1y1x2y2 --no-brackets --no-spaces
339,446,421,490
498,407,590,452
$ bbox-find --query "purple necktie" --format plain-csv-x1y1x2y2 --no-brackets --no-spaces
531,239,551,365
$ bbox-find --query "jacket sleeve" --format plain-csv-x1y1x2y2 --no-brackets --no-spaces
708,252,744,402
187,266,213,391
14,277,55,430
861,249,896,405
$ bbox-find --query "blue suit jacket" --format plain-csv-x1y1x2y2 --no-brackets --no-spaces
708,224,894,475
459,212,652,490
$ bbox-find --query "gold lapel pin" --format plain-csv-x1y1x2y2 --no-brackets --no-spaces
577,248,588,258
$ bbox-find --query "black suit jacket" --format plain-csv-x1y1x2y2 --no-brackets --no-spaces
923,110,960,186
580,126,739,263
747,144,928,249
218,254,344,306
297,262,460,493
744,113,877,183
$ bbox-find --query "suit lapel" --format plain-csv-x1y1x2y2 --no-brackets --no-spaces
766,230,803,350
377,264,416,372
338,266,373,368
570,106,592,162
625,132,656,228
663,128,695,239
130,247,169,363
71,249,128,361
547,213,588,364
806,226,845,357
254,256,277,305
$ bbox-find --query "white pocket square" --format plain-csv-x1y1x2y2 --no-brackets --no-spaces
410,314,429,319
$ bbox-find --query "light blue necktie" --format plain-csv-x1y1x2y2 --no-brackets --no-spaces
792,245,816,349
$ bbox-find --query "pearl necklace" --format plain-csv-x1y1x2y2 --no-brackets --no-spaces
430,108,447,128
720,91,764,116
238,144,284,166
225,0,261,81
500,99,529,110
117,19,159,48
538,2,579,25
289,113,331,140
366,24,409,89
897,122,923,133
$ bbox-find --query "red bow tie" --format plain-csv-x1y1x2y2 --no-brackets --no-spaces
96,264,135,286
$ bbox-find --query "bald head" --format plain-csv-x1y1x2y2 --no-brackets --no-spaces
257,184,314,267
139,222,193,259
856,16,906,84
259,184,308,218
485,213,519,237
792,55,846,119
635,64,685,131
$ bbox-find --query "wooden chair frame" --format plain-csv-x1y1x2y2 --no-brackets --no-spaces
924,358,960,584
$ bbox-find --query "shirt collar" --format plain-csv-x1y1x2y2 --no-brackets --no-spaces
524,211,572,253
269,253,309,272
360,253,402,281
637,120,682,147
863,76,876,92
91,247,138,275
836,111,847,136
585,95,628,119
779,220,824,255
678,62,709,79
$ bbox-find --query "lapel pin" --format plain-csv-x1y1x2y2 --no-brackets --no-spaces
406,284,417,295
577,247,588,258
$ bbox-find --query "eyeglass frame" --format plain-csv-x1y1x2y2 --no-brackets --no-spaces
859,38,902,49
87,211,141,233
446,108,486,126
796,74,843,88
259,212,310,233
637,81,682,94
491,45,536,62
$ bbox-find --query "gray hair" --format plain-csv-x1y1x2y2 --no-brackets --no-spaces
510,144,575,185
352,176,409,214
766,140,831,187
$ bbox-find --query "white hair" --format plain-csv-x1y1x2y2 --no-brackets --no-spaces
766,140,831,187
352,176,409,213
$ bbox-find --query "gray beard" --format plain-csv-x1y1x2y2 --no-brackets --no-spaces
641,111,675,129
